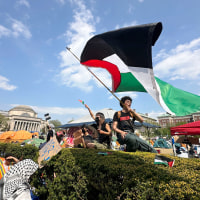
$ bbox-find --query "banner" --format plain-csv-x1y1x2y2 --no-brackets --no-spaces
38,136,62,166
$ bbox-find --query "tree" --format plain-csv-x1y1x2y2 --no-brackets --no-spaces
0,114,9,131
49,120,62,132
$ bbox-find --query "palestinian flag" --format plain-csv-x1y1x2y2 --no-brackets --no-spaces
154,155,175,167
78,99,85,105
80,22,200,116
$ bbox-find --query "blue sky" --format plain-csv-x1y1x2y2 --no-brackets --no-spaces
0,0,200,124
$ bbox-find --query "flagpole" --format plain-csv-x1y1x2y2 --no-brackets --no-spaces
66,47,121,103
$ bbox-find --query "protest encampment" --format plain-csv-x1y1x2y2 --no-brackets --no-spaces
1,3,200,199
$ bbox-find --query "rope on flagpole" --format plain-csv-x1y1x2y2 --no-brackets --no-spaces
66,47,121,103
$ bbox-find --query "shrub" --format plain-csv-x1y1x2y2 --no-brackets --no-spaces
0,142,38,162
31,148,200,200
1,143,199,199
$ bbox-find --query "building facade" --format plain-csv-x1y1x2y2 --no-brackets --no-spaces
157,112,200,127
0,105,46,132
140,113,157,124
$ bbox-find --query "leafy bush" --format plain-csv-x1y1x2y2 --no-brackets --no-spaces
31,148,200,200
0,142,38,162
1,143,199,199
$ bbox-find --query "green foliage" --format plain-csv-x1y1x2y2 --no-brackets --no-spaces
49,120,62,127
30,148,200,200
0,142,38,162
49,119,62,132
1,143,199,200
155,122,189,138
0,114,9,131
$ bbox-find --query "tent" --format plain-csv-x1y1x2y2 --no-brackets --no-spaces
23,138,46,148
0,130,32,143
153,138,172,149
170,120,200,136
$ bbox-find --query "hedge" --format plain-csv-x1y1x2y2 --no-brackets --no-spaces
30,148,200,200
0,143,200,199
0,142,38,162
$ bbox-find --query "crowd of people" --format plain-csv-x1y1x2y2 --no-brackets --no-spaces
26,95,158,153
71,96,157,153
0,96,159,199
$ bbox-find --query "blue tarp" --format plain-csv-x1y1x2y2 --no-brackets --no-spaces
58,119,160,129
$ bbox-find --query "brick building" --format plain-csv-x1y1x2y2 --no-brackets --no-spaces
157,112,200,127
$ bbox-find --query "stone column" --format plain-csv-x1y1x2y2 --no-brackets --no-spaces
13,121,17,131
29,122,32,132
16,121,20,131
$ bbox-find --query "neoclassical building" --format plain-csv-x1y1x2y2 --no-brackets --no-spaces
0,105,46,132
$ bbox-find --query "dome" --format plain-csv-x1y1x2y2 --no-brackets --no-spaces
9,105,36,114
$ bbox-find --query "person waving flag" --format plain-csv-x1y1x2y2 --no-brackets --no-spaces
80,22,200,116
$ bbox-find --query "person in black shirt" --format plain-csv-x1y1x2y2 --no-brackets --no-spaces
46,125,53,142
85,104,111,148
113,96,157,153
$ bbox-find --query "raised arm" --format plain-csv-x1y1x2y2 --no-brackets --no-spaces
6,156,19,163
85,104,95,120
123,104,143,123
130,109,143,123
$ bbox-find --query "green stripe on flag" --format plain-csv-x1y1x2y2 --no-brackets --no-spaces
155,77,200,116
116,72,147,92
154,161,168,166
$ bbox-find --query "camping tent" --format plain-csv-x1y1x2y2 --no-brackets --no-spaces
0,130,32,143
23,138,46,148
170,120,200,136
153,138,172,148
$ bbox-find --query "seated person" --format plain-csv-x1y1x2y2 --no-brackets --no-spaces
73,124,110,149
112,96,157,153
85,104,112,148
73,124,94,148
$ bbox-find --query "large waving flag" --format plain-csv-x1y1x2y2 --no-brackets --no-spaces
80,22,200,116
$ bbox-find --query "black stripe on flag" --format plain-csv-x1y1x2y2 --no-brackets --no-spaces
154,155,175,167
81,22,162,68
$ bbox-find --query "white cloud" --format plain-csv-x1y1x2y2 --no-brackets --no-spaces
154,37,200,81
109,92,138,100
90,68,112,89
59,0,96,67
17,0,30,8
138,0,144,2
0,25,11,38
0,19,31,39
57,0,98,91
147,111,166,120
57,63,93,92
0,75,17,91
11,19,32,39
31,105,87,116
11,104,89,123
